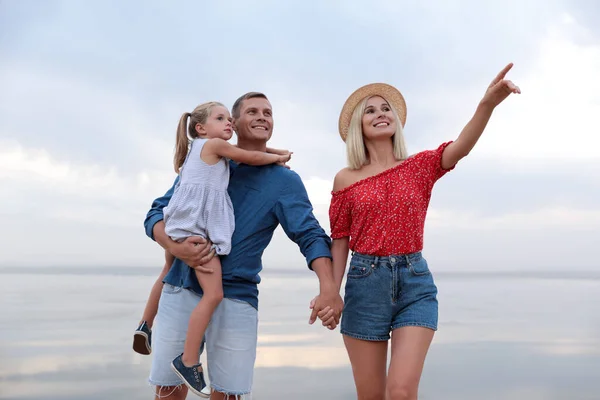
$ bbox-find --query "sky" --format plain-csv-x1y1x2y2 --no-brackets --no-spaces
1,0,598,270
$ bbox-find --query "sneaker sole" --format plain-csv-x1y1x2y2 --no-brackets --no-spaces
171,362,210,398
133,332,151,355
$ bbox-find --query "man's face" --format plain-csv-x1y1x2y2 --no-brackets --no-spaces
233,97,273,142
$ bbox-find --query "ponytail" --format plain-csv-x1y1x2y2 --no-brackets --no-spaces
173,101,226,173
174,112,191,173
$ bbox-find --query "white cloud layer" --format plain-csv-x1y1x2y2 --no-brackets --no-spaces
0,1,598,270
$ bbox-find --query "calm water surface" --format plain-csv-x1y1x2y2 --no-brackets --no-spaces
1,267,599,399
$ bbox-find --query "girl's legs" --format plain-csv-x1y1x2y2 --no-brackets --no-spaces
343,335,388,400
182,255,223,367
133,251,174,355
141,251,175,327
386,327,435,400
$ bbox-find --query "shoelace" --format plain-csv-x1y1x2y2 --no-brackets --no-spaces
193,368,202,383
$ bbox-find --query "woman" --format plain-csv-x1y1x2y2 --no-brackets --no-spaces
329,63,520,399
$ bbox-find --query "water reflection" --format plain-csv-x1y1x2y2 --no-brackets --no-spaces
1,269,599,399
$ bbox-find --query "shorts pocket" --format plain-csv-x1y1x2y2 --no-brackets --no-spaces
347,263,374,279
408,257,431,276
162,283,183,295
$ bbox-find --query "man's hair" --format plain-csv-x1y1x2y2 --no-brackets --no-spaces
231,92,268,119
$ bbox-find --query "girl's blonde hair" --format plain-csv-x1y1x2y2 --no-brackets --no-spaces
174,101,225,173
345,96,408,170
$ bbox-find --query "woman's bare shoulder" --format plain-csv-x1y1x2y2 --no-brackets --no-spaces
333,167,360,192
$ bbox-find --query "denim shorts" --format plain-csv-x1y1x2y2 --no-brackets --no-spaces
149,284,258,397
340,251,438,341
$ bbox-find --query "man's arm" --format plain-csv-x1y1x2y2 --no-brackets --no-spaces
309,257,342,329
273,172,343,328
272,173,332,268
144,177,214,269
273,173,332,266
143,177,178,241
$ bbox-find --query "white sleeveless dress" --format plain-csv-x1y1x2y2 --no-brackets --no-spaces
163,138,235,255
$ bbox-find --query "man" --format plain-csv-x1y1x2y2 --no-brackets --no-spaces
143,92,343,399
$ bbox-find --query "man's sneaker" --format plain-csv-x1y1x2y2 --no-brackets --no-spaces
171,354,208,397
133,321,152,355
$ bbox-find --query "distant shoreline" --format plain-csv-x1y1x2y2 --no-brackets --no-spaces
1,266,599,281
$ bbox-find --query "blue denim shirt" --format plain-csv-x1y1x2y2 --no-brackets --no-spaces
144,161,332,310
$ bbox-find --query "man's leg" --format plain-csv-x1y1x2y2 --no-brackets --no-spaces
149,284,202,399
205,298,258,399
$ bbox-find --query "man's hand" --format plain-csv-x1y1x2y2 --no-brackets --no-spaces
309,258,343,330
309,289,343,330
167,236,216,272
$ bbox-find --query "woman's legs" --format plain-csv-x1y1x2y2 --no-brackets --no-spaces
341,253,436,399
344,327,433,400
343,335,388,400
386,327,434,400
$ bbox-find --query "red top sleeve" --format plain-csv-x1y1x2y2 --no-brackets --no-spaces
417,141,455,183
329,190,351,239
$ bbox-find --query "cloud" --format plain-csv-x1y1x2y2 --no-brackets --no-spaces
475,15,600,161
0,63,181,172
427,207,600,230
0,141,176,268
0,1,598,270
0,139,173,205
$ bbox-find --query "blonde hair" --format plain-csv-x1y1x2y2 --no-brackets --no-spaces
174,101,225,173
346,96,408,170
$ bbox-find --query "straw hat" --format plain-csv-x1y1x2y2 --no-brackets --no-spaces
338,83,407,142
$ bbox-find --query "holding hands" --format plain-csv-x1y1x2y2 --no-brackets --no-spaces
309,292,344,330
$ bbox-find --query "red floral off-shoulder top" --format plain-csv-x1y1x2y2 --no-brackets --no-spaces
329,142,454,256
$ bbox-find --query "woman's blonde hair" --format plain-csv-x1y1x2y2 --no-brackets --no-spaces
173,101,225,173
345,96,408,170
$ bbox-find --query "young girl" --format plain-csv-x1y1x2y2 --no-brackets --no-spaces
329,64,520,399
133,101,290,396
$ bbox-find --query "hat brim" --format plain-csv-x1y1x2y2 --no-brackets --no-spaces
338,83,407,142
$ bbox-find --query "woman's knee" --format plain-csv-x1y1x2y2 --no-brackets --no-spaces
355,376,386,400
357,390,386,400
385,382,417,400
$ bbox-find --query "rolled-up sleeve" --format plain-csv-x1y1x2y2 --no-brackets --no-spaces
273,172,332,269
144,176,178,241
